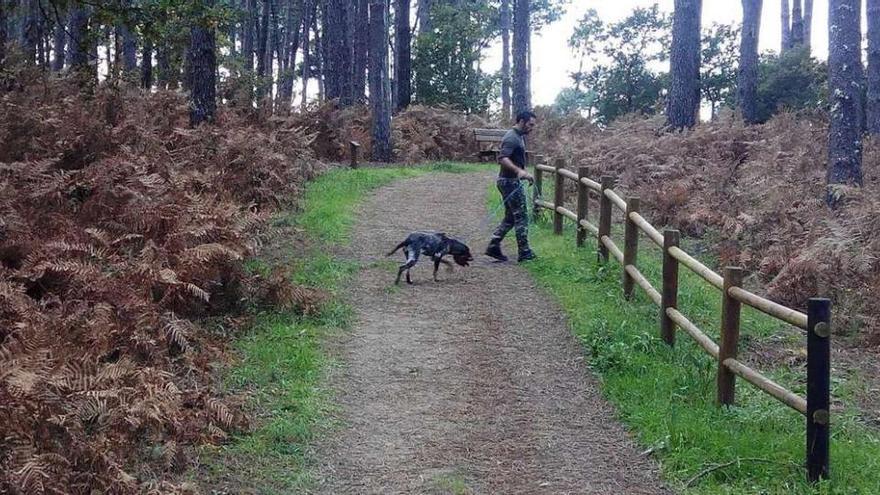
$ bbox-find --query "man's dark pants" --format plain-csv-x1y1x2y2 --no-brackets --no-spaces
489,178,531,255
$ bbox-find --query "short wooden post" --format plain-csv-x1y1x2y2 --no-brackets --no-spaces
622,197,640,299
533,166,544,222
717,266,744,407
806,298,831,483
576,167,589,247
597,176,614,263
553,159,565,235
660,230,680,346
350,141,361,169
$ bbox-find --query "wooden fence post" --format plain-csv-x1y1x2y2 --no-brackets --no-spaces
660,230,680,346
597,176,614,263
576,167,589,247
622,197,640,299
553,159,565,235
807,298,831,483
717,266,744,407
350,141,360,169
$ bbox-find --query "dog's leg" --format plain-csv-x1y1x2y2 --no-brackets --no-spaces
438,259,454,272
433,257,442,281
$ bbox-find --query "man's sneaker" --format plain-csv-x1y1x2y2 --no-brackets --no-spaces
517,250,537,263
485,244,509,262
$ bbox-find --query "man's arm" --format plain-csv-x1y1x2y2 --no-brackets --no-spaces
497,133,533,181
499,157,533,181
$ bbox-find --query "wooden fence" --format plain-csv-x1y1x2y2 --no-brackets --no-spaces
532,158,831,483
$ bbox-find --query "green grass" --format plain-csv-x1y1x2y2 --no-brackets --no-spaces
195,163,483,492
494,184,880,494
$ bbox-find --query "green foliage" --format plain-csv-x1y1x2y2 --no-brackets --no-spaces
413,4,497,113
755,47,828,123
701,23,740,120
563,5,671,124
551,87,597,116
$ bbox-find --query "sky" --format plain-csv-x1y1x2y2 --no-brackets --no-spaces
488,0,853,106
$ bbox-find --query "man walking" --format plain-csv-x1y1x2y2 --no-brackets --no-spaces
485,110,537,263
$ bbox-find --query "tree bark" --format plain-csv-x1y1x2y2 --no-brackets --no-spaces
52,12,65,71
803,0,813,51
68,3,92,78
666,0,702,130
781,0,791,53
243,0,256,71
512,0,530,115
369,0,392,161
120,16,137,73
23,0,39,64
257,0,269,79
739,0,763,125
394,0,411,111
190,0,218,126
301,0,314,109
142,33,153,89
867,0,880,134
827,0,864,204
279,0,302,112
791,0,804,47
501,0,511,120
352,0,368,102
326,0,352,104
0,0,7,70
315,9,324,100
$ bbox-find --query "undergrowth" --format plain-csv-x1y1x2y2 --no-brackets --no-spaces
494,185,880,494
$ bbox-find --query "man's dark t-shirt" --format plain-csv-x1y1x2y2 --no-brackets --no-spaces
498,128,527,178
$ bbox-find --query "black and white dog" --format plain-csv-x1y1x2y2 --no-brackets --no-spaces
387,232,473,285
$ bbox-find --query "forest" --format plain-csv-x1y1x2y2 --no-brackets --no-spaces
2,0,880,493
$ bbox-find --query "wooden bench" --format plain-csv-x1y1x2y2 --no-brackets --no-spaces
473,128,509,162
473,128,540,165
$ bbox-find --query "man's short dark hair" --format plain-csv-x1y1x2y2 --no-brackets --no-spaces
516,110,537,124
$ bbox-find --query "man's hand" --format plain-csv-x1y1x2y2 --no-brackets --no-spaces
517,170,534,183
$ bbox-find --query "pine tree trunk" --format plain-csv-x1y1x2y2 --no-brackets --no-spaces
781,0,791,53
369,0,392,162
790,0,804,47
394,0,411,111
121,21,137,73
190,0,217,126
501,0,511,120
326,0,352,105
803,0,813,52
301,0,313,109
417,0,431,34
352,0,368,102
53,13,66,71
738,0,763,125
666,0,702,130
0,0,6,70
279,0,302,112
68,3,92,78
867,0,880,134
142,33,153,89
316,10,325,100
512,0,530,115
257,0,269,79
243,0,256,72
23,0,39,64
827,0,864,205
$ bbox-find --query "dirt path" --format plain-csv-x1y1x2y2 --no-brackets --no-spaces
314,171,671,494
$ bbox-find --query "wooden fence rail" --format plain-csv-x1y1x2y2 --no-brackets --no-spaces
532,160,831,483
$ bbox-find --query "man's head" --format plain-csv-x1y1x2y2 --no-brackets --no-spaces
515,110,538,134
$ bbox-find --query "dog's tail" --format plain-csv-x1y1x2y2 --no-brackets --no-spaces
386,240,408,256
